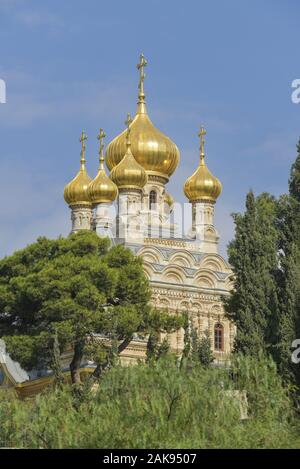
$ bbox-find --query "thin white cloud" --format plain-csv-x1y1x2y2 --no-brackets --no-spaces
215,203,235,259
0,70,134,128
15,10,63,28
150,95,250,135
241,131,299,164
0,154,69,258
0,1,63,29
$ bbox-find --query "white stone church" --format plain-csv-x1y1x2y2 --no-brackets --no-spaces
63,54,235,362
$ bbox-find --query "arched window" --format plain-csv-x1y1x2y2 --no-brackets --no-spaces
149,190,157,210
214,323,224,351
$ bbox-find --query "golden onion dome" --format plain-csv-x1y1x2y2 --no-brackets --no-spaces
64,131,92,207
105,54,180,182
110,114,148,190
184,127,222,203
88,129,118,204
164,191,174,208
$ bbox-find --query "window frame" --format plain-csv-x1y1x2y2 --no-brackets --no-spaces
214,323,224,351
149,190,157,210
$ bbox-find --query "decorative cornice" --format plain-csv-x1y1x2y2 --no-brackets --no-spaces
146,173,168,185
151,286,223,302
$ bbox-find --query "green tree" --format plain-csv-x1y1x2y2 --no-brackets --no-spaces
276,139,300,385
289,139,300,202
146,309,182,363
180,316,214,369
224,191,280,356
1,354,298,449
0,231,180,384
198,329,214,368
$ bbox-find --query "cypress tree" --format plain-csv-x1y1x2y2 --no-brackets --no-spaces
198,329,214,368
225,191,280,356
289,139,300,202
276,139,300,385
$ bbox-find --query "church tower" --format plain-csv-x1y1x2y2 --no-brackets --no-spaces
105,54,180,238
110,114,147,240
88,129,118,238
64,131,93,233
184,126,222,253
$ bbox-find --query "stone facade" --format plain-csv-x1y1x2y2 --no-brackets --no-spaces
123,235,235,360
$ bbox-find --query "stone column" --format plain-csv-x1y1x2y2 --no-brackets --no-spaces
70,204,93,233
117,189,143,241
192,201,219,253
94,203,115,238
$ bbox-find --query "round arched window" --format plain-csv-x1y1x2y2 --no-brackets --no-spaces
149,190,157,210
214,323,224,351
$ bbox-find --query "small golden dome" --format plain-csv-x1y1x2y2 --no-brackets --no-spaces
164,191,174,208
64,131,92,207
105,54,180,182
88,129,118,204
110,114,148,190
184,127,222,203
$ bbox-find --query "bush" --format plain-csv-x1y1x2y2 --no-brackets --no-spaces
0,355,299,449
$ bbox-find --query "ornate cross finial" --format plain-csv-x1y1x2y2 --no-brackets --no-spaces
137,53,147,101
125,113,133,146
79,130,87,168
198,125,206,160
97,128,106,169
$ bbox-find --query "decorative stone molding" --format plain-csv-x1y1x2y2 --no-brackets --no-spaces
70,205,93,233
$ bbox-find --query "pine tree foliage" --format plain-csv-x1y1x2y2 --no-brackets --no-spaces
0,231,181,384
1,355,299,449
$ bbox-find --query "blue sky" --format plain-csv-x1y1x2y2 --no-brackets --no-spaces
0,0,299,258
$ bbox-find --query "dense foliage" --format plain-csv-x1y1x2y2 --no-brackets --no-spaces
0,355,298,449
1,141,300,449
276,142,300,385
225,139,300,390
0,232,181,383
225,191,280,354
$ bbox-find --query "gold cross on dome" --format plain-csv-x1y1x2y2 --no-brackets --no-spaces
137,53,147,95
97,128,106,156
79,130,87,152
125,113,133,145
125,113,133,129
198,125,206,158
79,130,87,167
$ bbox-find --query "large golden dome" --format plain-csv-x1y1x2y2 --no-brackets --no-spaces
88,129,118,204
184,127,222,203
105,54,180,182
64,131,92,207
110,115,148,190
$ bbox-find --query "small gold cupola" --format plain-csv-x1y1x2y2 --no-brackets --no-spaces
88,129,118,204
184,126,222,203
105,54,180,182
64,131,92,206
110,114,148,190
164,191,174,208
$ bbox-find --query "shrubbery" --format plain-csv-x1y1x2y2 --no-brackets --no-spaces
0,354,299,449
